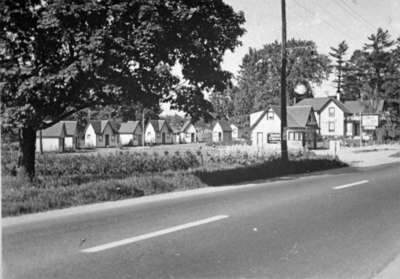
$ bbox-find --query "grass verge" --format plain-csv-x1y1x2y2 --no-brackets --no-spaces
2,157,346,217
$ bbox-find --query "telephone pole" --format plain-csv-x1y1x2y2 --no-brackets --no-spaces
280,0,289,162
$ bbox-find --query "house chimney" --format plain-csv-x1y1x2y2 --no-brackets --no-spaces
336,92,341,102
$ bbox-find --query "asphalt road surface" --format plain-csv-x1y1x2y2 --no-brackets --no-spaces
3,163,400,279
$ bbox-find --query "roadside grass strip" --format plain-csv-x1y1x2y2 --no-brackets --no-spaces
81,215,229,253
332,180,369,190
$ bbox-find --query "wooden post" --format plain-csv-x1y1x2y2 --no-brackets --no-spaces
39,129,43,154
142,109,145,146
280,0,288,162
359,112,363,147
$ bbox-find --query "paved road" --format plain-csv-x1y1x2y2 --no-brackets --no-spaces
3,164,400,279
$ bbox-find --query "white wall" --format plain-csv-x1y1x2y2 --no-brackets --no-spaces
250,109,280,147
145,123,156,144
319,101,345,137
65,137,74,149
36,138,60,152
120,134,133,145
212,123,223,142
158,124,173,144
84,124,96,147
181,124,197,143
231,124,238,140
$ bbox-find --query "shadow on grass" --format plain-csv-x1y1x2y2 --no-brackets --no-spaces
194,158,348,187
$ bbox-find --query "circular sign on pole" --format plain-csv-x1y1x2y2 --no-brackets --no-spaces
294,84,307,95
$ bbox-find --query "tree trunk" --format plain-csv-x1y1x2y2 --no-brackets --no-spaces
18,126,36,179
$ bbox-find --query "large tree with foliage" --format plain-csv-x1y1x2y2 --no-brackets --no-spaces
343,29,395,109
233,39,330,115
0,0,245,177
329,41,348,94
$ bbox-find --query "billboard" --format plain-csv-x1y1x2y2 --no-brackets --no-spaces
361,114,379,130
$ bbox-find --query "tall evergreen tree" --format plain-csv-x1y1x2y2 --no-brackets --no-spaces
329,41,348,94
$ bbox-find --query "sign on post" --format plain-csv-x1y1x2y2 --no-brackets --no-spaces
361,114,379,130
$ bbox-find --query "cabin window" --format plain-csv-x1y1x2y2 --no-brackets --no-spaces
288,132,294,140
267,111,274,120
99,135,103,141
329,121,335,132
87,134,90,139
329,107,335,117
111,135,115,141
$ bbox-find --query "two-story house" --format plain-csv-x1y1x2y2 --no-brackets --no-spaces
294,97,351,137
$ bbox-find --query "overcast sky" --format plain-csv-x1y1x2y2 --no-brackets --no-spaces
162,0,400,115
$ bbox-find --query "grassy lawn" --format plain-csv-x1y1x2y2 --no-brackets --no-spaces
2,145,346,217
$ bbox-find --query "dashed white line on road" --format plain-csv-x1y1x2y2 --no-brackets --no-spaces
332,180,369,190
81,215,229,253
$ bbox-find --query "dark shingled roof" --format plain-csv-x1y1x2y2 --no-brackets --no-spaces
180,120,194,133
250,105,316,130
118,121,140,134
62,121,77,137
294,97,351,114
89,120,119,134
214,120,232,132
36,122,65,138
147,119,173,133
344,100,385,114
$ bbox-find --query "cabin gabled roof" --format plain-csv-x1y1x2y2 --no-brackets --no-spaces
88,120,119,135
213,120,232,132
250,105,316,130
181,120,195,133
62,121,77,137
118,121,141,134
147,119,173,133
36,122,66,138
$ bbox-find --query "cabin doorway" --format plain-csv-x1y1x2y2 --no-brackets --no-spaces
162,132,166,144
105,135,110,147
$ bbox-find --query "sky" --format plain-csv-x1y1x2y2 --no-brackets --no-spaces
162,0,400,115
222,0,400,95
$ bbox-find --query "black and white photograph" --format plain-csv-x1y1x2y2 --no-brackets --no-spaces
1,0,400,278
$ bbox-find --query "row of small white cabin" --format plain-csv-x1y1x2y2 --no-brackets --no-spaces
83,119,199,148
36,118,240,152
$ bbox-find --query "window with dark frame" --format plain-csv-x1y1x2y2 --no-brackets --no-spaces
329,121,335,132
329,107,335,117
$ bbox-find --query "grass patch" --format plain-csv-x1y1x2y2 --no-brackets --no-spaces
2,155,346,217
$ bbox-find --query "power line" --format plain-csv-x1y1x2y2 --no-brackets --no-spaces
331,0,371,32
311,0,354,34
337,0,375,30
291,0,350,39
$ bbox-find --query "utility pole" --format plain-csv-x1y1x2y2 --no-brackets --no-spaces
142,108,146,146
280,0,289,162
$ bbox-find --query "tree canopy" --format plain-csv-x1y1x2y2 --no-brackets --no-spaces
342,29,400,111
0,0,245,177
227,39,330,116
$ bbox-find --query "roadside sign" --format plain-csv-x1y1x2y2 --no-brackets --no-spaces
361,114,379,129
268,133,281,143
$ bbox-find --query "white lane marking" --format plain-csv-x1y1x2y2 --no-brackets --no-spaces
81,215,229,253
332,180,369,190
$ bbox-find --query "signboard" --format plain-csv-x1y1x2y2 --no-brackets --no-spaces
268,133,281,143
361,114,379,130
